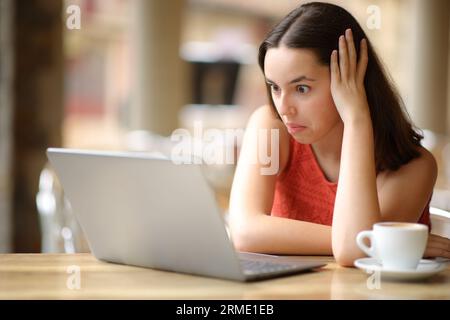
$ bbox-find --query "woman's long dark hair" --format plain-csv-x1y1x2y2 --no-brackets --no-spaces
258,2,423,173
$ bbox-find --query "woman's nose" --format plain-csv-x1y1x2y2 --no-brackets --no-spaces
278,93,296,116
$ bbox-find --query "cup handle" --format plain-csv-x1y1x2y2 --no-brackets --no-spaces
356,230,375,257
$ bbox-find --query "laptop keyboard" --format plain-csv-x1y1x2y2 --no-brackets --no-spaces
240,259,300,275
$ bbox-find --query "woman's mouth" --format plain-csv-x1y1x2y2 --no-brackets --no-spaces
286,123,307,134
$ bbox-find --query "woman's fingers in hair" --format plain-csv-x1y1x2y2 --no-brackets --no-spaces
345,29,357,77
357,38,368,84
338,35,348,81
330,50,340,83
335,30,368,85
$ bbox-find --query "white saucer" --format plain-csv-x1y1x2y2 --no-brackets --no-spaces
354,258,447,281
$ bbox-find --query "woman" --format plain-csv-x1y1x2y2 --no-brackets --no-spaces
228,2,450,266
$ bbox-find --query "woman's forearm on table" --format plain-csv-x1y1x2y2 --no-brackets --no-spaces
229,213,332,255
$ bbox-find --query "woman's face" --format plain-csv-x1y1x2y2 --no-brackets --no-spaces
264,46,342,144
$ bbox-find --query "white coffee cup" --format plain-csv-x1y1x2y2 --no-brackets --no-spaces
356,222,428,270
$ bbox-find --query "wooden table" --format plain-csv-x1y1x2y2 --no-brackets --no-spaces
0,254,448,299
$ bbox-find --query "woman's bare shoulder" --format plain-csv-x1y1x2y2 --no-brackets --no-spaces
248,105,283,127
415,146,438,177
405,146,437,175
381,145,438,187
246,105,291,173
377,145,438,222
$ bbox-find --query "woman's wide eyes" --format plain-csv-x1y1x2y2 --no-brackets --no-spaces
269,84,310,94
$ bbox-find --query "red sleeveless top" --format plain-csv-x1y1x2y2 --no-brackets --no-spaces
271,135,432,228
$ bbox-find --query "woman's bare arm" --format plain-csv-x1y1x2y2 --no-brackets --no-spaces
228,105,332,255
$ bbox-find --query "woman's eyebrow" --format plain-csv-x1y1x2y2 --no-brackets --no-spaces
265,75,316,85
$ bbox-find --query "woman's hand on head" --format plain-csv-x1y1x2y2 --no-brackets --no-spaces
423,234,450,259
330,28,370,124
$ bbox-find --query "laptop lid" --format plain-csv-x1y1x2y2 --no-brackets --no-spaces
47,148,247,281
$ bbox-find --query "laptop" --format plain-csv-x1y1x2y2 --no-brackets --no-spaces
46,148,327,281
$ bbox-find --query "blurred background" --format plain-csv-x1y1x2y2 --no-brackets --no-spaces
0,0,449,253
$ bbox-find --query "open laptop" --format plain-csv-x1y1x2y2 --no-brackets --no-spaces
46,148,326,281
